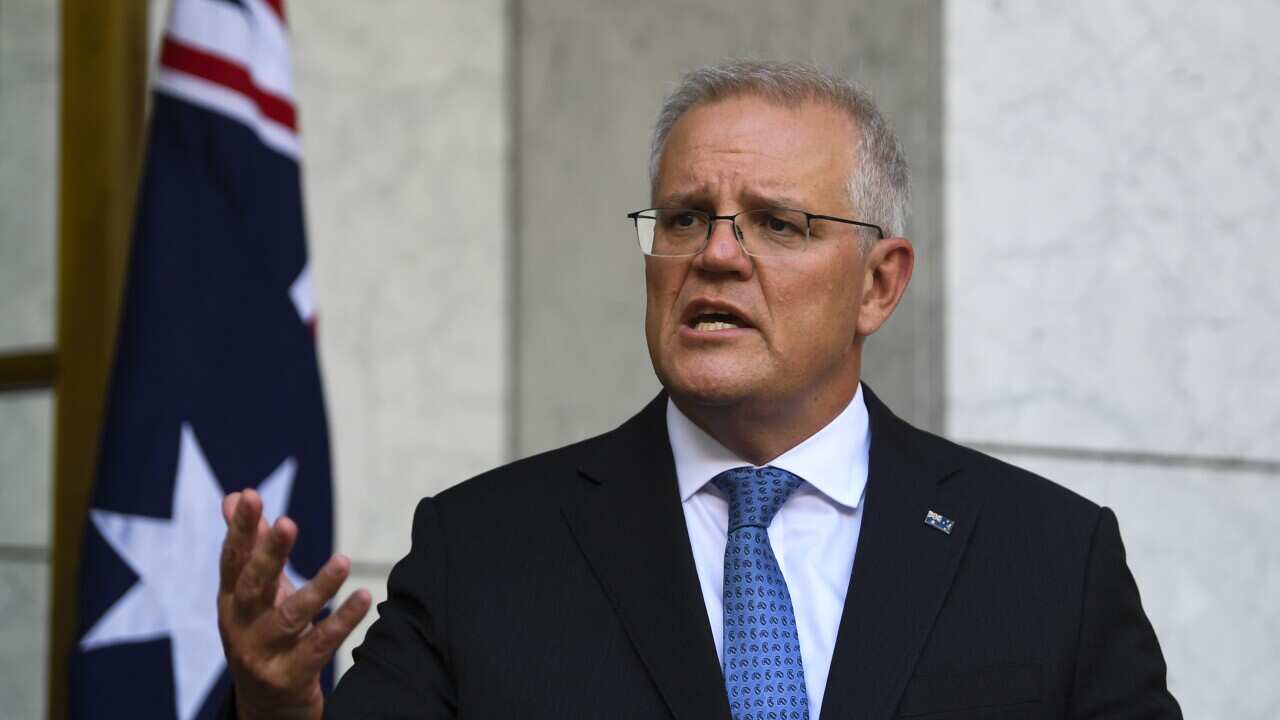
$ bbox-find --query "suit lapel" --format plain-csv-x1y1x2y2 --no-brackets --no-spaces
819,387,985,720
561,393,731,720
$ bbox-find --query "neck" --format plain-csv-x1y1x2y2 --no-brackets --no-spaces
671,369,862,466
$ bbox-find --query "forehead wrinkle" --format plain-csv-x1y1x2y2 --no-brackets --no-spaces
656,99,855,211
658,165,811,206
659,181,824,215
738,187,813,211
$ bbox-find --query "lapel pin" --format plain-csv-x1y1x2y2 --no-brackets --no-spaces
924,510,955,535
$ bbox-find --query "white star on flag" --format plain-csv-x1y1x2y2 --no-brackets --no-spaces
81,422,304,720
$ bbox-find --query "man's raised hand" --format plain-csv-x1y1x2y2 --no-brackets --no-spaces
217,489,371,720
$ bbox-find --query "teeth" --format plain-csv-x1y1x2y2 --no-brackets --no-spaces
695,321,739,331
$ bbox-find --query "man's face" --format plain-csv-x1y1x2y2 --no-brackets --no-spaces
645,94,869,413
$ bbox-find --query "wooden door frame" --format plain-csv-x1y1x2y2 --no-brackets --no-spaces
47,2,147,717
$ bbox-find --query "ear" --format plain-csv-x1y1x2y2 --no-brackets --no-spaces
856,236,915,337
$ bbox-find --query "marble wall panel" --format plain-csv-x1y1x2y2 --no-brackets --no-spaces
0,561,49,719
0,0,59,349
946,1,1280,460
0,390,52,547
515,0,945,455
993,451,1280,720
290,0,509,564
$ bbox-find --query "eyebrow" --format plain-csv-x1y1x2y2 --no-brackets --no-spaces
740,188,811,211
655,190,711,209
656,187,813,212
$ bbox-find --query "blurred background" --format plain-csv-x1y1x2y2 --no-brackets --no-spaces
1,0,1276,717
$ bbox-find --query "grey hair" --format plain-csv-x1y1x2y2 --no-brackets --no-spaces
649,59,910,245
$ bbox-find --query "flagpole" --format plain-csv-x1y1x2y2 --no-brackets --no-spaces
50,2,148,718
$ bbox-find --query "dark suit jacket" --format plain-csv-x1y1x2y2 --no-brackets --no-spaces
325,388,1181,719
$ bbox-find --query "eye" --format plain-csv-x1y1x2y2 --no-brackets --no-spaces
754,210,804,237
659,210,705,234
766,215,794,233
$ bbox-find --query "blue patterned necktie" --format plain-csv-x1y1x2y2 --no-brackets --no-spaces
713,466,809,720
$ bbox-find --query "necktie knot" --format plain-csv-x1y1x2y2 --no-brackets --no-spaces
712,466,804,532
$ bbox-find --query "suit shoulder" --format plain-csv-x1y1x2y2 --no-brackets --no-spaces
429,429,608,511
430,395,666,513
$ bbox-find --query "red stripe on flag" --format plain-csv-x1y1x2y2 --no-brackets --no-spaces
260,0,286,23
160,37,297,131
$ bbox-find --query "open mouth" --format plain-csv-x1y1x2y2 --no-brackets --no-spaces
687,311,749,332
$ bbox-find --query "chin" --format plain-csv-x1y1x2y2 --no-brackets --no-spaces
668,383,743,408
655,358,761,409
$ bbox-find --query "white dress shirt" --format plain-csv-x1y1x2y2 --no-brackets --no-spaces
667,384,870,718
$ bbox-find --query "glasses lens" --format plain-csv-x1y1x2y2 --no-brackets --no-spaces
636,209,707,256
738,208,809,255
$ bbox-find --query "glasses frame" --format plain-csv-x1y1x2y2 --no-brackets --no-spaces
625,207,886,258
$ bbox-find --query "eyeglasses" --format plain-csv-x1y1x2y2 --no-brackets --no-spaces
625,207,885,257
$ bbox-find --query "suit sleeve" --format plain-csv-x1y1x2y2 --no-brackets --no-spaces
326,497,457,718
1071,507,1182,719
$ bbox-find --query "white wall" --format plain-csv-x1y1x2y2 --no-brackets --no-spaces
288,0,510,676
947,2,1280,716
0,0,58,351
0,0,58,716
0,393,52,720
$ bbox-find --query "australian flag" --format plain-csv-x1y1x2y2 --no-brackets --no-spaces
69,0,333,718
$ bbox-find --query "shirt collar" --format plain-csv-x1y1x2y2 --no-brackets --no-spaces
666,384,870,509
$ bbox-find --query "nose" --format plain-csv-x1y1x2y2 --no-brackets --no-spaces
694,216,754,279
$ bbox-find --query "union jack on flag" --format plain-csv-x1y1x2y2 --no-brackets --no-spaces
69,1,333,718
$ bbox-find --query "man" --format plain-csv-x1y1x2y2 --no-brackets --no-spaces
218,61,1182,719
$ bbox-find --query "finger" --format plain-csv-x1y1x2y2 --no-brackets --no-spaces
256,507,271,546
299,589,372,672
270,554,352,642
274,571,296,606
256,519,271,568
236,489,263,532
233,515,297,615
218,490,262,592
221,492,240,526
